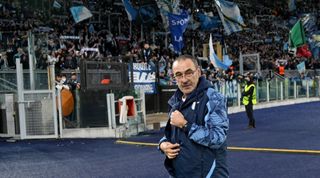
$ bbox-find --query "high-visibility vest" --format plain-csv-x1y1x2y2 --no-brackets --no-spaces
279,66,285,76
242,84,257,105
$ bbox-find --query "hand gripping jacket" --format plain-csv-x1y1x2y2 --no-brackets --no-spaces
160,77,229,178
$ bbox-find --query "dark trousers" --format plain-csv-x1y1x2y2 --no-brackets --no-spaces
245,104,255,127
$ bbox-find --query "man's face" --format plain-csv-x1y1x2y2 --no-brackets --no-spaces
173,59,200,96
245,76,250,82
56,76,62,82
61,76,67,83
71,74,77,80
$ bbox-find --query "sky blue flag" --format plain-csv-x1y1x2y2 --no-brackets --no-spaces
223,54,232,67
156,0,181,30
70,6,92,23
122,0,138,21
209,34,231,70
197,13,221,30
122,0,158,24
53,0,62,9
168,10,189,53
215,0,245,35
297,61,305,74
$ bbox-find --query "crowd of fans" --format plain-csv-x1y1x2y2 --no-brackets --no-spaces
0,0,319,85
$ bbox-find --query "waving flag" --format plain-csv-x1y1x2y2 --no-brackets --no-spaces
168,10,189,53
197,12,221,30
156,0,180,14
70,6,93,23
289,20,306,48
138,4,158,24
301,14,317,34
296,61,305,74
122,0,138,21
156,0,180,29
122,0,158,24
223,54,233,67
53,0,62,9
215,0,245,35
296,44,312,58
209,34,231,70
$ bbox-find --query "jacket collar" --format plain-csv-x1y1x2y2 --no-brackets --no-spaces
168,76,211,107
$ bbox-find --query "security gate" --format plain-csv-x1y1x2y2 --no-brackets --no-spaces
19,90,58,139
16,58,58,139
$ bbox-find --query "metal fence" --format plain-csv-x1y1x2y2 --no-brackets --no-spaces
156,76,320,112
0,67,319,139
217,77,320,107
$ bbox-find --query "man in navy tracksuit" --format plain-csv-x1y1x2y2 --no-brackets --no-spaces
159,55,229,178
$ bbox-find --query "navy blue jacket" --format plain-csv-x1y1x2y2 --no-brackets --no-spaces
160,77,229,178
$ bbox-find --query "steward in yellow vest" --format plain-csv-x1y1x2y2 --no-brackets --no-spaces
242,73,256,128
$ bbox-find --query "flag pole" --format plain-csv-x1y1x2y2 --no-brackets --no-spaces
129,21,132,37
140,24,144,41
118,16,121,35
152,28,155,44
165,32,168,49
108,14,111,32
192,36,195,57
192,0,195,57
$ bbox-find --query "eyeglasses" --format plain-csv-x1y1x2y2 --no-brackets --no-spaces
174,69,197,80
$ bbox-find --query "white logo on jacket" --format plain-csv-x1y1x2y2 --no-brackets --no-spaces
191,101,200,110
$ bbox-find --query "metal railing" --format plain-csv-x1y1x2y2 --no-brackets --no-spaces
0,77,17,91
216,76,320,108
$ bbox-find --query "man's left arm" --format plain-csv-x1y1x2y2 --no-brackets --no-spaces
188,92,228,149
171,92,229,149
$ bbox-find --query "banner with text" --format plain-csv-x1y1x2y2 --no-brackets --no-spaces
168,10,189,53
130,63,157,94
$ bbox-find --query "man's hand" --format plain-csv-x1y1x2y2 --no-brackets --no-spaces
170,110,187,128
160,142,180,159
